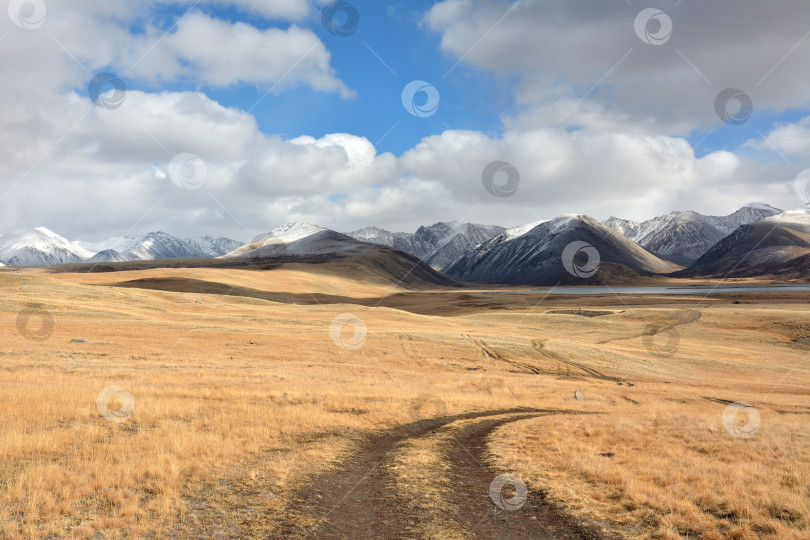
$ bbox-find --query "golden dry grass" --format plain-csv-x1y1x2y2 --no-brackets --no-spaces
0,263,808,539
489,389,810,539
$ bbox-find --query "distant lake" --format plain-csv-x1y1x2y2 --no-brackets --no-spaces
511,284,810,295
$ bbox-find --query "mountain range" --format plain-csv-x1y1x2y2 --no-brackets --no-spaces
603,203,781,266
222,221,454,287
0,228,93,266
678,207,810,279
348,222,505,269
4,203,810,284
0,229,242,267
225,221,378,259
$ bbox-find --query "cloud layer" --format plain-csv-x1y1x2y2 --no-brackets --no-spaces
426,0,810,133
0,0,808,242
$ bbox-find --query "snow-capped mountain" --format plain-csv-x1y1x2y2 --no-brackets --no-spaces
1,224,334,267
444,214,677,285
710,203,783,231
348,226,415,255
224,221,378,258
0,230,226,266
0,228,93,267
604,203,781,266
184,236,244,257
682,206,810,278
499,220,548,242
222,221,455,287
0,203,793,277
349,222,453,260
603,217,640,239
427,223,506,270
79,232,209,262
113,232,208,260
75,236,140,255
349,221,505,266
254,221,328,245
406,222,465,261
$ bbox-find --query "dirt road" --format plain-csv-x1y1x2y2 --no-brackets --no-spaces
277,408,611,539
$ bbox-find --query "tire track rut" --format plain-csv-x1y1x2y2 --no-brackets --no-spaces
467,335,550,375
447,414,613,539
278,408,611,539
532,339,623,383
466,334,623,383
598,309,701,345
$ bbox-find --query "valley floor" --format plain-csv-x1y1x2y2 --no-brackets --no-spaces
0,262,808,539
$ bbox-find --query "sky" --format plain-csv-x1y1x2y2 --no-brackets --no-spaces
0,0,809,242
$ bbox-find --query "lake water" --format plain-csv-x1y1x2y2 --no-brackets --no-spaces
511,284,810,295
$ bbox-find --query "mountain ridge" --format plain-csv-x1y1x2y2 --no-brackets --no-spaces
678,206,810,278
348,221,505,267
2,204,806,284
443,214,679,285
603,204,782,266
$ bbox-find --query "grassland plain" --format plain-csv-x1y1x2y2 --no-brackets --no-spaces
0,261,808,539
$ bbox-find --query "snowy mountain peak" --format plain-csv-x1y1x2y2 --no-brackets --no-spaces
444,212,675,285
603,204,782,266
743,202,780,211
549,215,582,232
74,231,209,263
0,228,92,266
0,204,788,269
261,221,326,243
604,217,640,239
350,226,390,240
349,221,505,265
184,235,244,257
75,235,139,254
502,220,547,241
